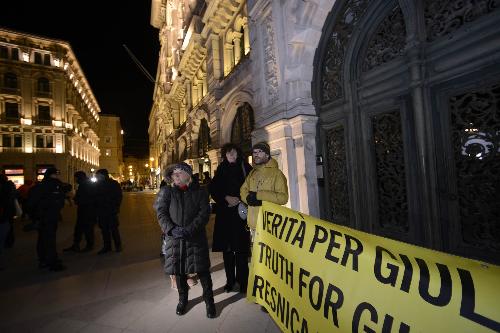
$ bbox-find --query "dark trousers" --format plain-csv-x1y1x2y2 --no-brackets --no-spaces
223,251,249,289
37,218,58,265
98,214,121,250
73,211,95,248
176,271,214,304
4,220,14,248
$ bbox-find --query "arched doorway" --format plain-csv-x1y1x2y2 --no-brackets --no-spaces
230,102,254,161
313,0,500,263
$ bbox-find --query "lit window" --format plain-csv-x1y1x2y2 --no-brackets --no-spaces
105,149,111,156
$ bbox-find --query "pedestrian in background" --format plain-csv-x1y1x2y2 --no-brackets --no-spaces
209,143,252,293
28,167,72,271
154,162,216,318
95,169,122,254
0,174,16,269
64,171,96,253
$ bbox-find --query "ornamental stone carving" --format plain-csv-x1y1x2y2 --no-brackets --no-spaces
262,13,279,105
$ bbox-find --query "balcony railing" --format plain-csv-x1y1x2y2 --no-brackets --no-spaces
33,147,56,153
0,147,23,153
33,118,53,126
0,86,21,95
0,115,20,124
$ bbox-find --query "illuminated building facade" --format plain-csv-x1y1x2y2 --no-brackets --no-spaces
149,1,500,263
98,114,124,181
0,28,100,186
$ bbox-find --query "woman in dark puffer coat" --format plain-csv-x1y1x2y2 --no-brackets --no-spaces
154,162,216,318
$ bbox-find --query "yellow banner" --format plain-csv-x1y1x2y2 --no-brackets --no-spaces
247,202,500,333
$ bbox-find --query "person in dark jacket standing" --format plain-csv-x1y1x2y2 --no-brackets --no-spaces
0,174,16,269
153,162,216,318
29,167,71,271
209,143,252,293
95,169,122,254
64,171,96,253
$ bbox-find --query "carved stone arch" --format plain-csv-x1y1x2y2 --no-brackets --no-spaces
220,90,254,144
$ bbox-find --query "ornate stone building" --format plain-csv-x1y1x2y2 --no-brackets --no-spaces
150,0,500,263
0,28,100,186
98,114,124,180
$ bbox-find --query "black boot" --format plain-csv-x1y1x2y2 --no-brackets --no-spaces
175,275,189,315
176,300,188,315
206,301,216,318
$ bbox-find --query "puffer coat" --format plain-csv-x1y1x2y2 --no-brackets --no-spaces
240,158,288,229
154,180,211,275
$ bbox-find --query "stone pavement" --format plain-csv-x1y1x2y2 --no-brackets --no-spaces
0,192,281,333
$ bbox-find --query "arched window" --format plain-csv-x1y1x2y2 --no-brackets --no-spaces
231,102,254,155
37,77,50,92
197,118,211,157
4,72,17,88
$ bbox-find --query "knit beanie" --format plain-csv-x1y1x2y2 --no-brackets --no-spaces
173,162,193,176
252,142,270,156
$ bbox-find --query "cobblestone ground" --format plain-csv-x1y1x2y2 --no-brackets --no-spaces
0,191,280,333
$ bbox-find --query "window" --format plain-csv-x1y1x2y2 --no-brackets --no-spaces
197,118,211,157
37,77,50,92
11,48,19,61
105,149,111,156
0,46,8,59
105,136,112,143
34,52,42,64
36,135,44,147
231,102,255,155
5,102,19,119
46,136,54,148
2,134,12,147
4,72,18,88
43,54,51,65
14,134,22,147
38,105,51,120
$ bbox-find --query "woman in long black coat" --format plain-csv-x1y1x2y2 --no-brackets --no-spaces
209,143,252,293
154,162,215,318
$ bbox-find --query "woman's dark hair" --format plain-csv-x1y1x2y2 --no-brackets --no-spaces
221,143,243,161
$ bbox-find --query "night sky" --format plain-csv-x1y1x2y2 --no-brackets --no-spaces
0,1,160,157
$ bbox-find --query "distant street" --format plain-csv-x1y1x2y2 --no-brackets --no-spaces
0,192,280,333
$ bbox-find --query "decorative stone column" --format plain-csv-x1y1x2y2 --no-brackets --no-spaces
233,31,243,64
290,115,319,217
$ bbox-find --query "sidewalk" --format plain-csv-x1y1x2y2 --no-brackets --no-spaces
0,193,281,333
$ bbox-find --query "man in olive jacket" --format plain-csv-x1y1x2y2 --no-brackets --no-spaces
240,142,289,231
153,162,216,318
